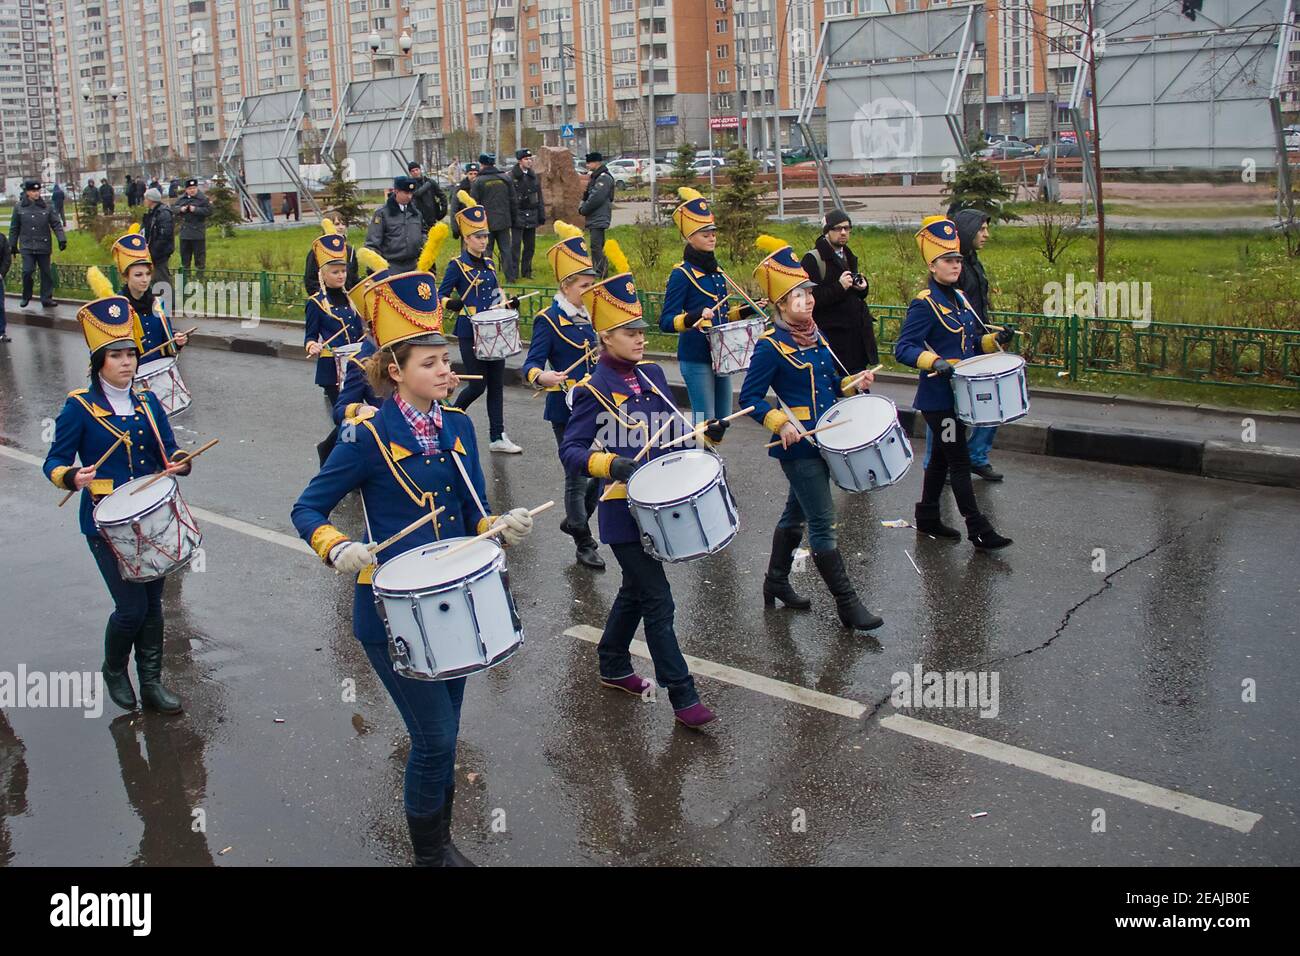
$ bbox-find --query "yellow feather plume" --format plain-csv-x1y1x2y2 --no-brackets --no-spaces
755,234,787,256
126,222,142,235
676,187,704,203
457,189,476,208
87,267,115,300
417,222,450,273
356,246,388,275
320,218,337,235
604,239,631,277
553,220,584,241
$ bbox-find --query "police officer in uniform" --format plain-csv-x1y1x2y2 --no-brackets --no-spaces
174,178,211,273
894,216,1013,550
508,148,545,280
365,176,425,274
42,269,195,714
10,179,66,307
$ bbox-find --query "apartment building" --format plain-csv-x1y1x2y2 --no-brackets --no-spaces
0,0,57,182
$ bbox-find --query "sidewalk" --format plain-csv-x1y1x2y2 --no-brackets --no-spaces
7,293,1299,489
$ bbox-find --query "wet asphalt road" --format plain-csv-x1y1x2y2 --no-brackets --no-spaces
0,324,1297,867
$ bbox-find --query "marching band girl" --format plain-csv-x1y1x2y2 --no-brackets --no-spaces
440,191,523,454
894,216,1013,550
304,220,365,408
740,237,883,633
521,221,603,570
42,269,194,714
659,187,764,422
291,271,536,866
559,241,729,729
113,229,189,358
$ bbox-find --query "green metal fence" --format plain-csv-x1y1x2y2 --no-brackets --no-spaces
12,264,1299,390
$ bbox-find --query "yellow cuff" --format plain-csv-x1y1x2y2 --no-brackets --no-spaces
526,367,542,384
762,409,791,434
588,452,617,479
981,333,999,353
476,515,498,535
310,525,349,563
49,465,72,489
916,350,940,371
672,313,689,333
840,374,860,397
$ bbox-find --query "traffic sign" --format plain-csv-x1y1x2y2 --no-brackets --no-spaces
560,124,575,139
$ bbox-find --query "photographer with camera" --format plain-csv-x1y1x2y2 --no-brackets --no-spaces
801,209,878,375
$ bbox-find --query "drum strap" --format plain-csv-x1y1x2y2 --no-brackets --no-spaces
449,447,491,528
638,369,696,434
575,381,649,433
677,264,728,306
313,293,358,343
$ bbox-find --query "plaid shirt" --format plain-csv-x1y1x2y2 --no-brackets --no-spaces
394,394,442,454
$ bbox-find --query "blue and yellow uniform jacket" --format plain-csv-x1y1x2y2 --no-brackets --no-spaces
521,296,598,425
123,292,179,360
438,251,501,341
658,254,753,365
894,277,1000,412
43,381,183,537
291,399,501,646
304,288,365,388
740,325,863,462
560,358,709,546
333,337,380,425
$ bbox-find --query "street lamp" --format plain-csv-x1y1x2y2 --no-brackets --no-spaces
368,28,414,74
81,82,133,181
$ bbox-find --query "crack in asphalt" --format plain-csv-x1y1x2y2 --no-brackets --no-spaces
631,507,1218,862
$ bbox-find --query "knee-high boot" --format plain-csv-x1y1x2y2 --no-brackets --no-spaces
102,619,138,710
135,617,183,714
812,549,884,632
762,526,811,609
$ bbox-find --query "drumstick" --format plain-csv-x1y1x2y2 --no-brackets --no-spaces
658,405,756,451
633,418,678,463
436,501,555,561
455,374,483,380
139,327,200,361
986,324,1023,336
308,326,351,355
532,349,594,398
57,434,126,506
764,418,847,449
367,506,446,556
130,438,220,495
510,290,541,303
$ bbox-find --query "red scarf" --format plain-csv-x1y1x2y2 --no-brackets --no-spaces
781,313,820,348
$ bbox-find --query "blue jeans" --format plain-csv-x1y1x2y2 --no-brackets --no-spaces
778,457,838,552
87,535,164,633
361,641,465,817
601,542,698,709
923,424,997,468
679,360,732,423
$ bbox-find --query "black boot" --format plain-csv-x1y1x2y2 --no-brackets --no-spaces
914,502,961,540
812,549,884,632
562,519,605,570
966,513,1013,551
763,526,811,610
102,620,138,711
406,807,449,867
440,784,476,867
135,617,183,714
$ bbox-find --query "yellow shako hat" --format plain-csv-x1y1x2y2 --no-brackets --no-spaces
582,240,646,333
110,228,152,276
454,189,489,238
366,271,447,349
547,221,597,285
672,187,715,238
311,219,350,269
80,267,143,353
752,235,812,303
915,215,960,264
350,246,391,323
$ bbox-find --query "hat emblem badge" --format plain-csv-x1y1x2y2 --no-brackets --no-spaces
417,282,432,300
108,304,121,318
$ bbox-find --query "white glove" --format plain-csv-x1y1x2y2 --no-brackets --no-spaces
497,507,534,547
330,541,375,574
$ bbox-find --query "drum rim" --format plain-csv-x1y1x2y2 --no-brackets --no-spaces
953,352,1026,378
135,357,178,376
471,308,520,323
644,523,739,563
93,474,180,524
392,640,522,681
371,537,505,594
815,393,901,453
705,316,766,335
626,449,724,506
332,341,365,355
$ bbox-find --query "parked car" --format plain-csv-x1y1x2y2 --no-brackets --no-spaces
691,157,726,172
604,159,640,184
636,162,674,182
977,141,1037,160
1039,140,1082,159
1285,126,1300,150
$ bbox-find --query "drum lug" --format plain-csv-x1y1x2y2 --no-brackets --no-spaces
410,597,439,674
461,586,491,663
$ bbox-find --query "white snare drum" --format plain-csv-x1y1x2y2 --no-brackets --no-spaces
93,475,203,582
626,449,739,562
815,394,913,493
135,358,191,416
471,308,523,360
705,317,765,376
332,341,365,383
372,538,524,681
951,352,1030,426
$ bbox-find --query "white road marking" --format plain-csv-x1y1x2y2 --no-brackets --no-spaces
564,625,1262,833
3,446,1263,834
566,625,867,719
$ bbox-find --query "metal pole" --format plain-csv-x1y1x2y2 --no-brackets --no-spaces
706,47,716,200
558,9,569,132
481,0,505,156
191,57,199,175
772,0,788,219
647,12,657,216
741,0,752,154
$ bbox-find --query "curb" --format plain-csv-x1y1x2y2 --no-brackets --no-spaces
6,303,1298,490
